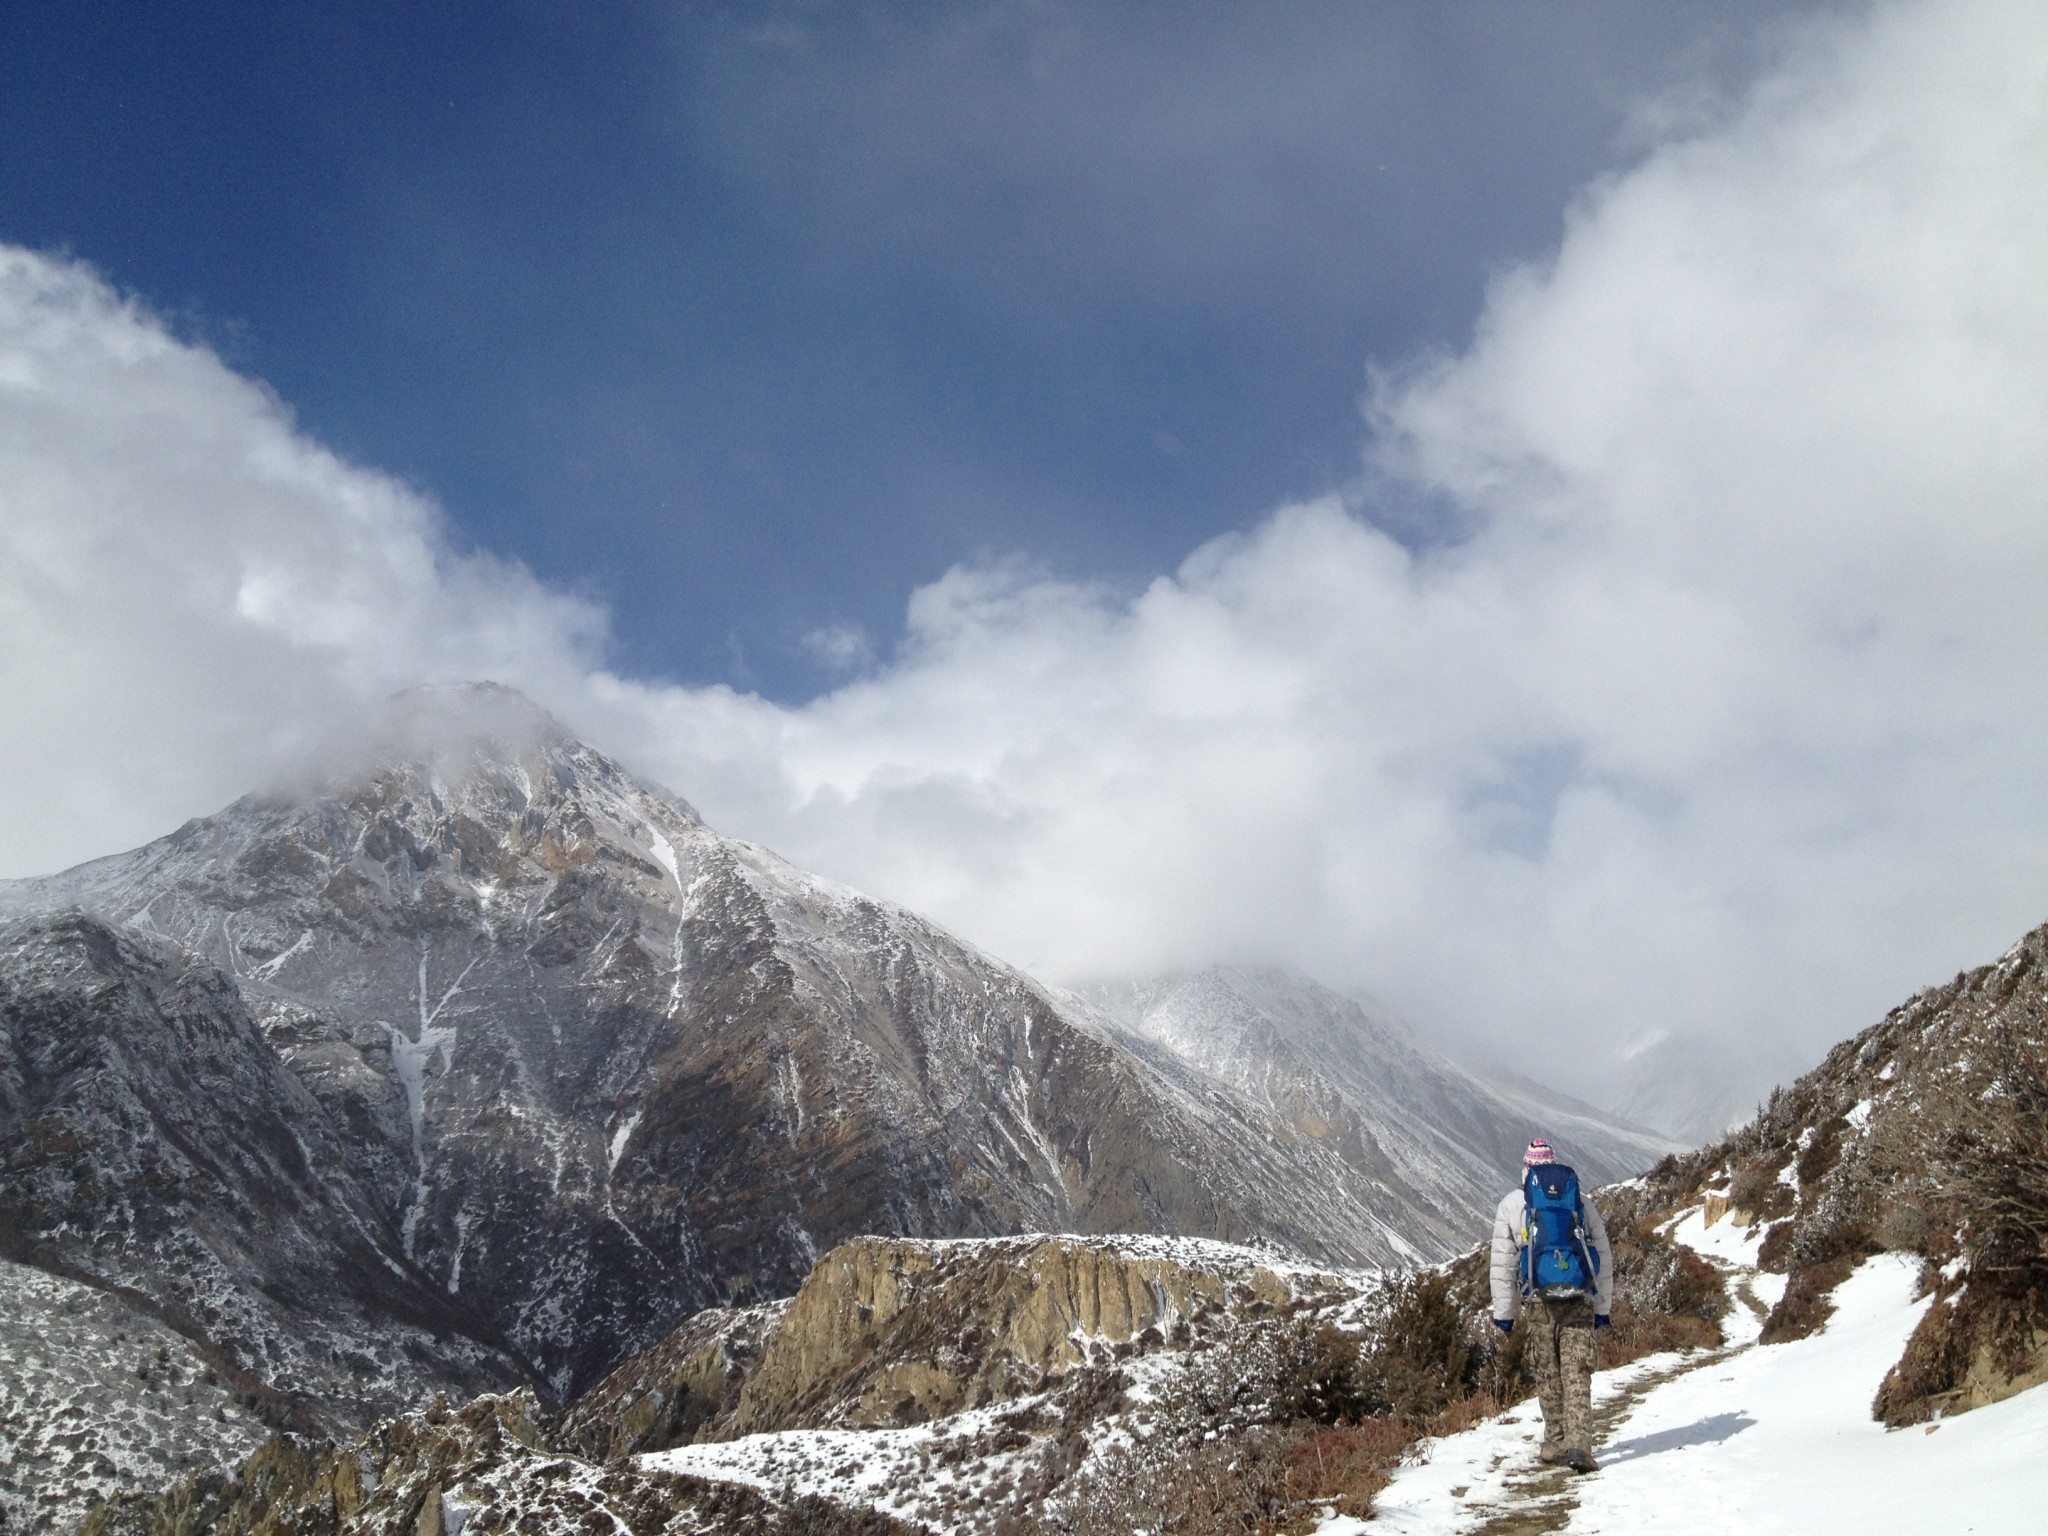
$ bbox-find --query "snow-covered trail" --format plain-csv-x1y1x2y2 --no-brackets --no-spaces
1566,1257,2042,1534
1349,1221,2047,1536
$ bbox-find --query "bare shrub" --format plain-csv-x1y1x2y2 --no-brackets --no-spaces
1285,1419,1413,1520
1759,1253,1859,1344
1580,1205,1728,1368
1597,1300,1721,1368
1354,1272,1479,1425
1037,1420,1304,1536
1728,1154,1796,1225
1914,1016,2048,1284
1865,1008,2048,1420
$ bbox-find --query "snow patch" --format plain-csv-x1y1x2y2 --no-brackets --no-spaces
388,948,481,1258
645,826,681,888
607,1110,642,1174
1667,1203,1766,1268
248,927,312,979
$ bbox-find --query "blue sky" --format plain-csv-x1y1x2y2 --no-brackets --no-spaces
0,0,1818,697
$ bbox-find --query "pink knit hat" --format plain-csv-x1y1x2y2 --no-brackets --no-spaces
1523,1138,1557,1167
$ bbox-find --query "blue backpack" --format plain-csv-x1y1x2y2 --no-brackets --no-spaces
1519,1163,1599,1298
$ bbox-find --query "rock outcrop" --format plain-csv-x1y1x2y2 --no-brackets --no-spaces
553,1299,787,1463
734,1233,1338,1435
558,1231,1352,1460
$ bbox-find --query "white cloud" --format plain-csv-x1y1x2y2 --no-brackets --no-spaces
801,622,876,674
0,249,606,876
1,0,2043,1102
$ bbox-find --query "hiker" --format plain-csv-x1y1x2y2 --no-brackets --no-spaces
1489,1137,1614,1474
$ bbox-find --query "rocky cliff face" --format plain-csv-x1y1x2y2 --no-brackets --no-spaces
717,1233,1340,1437
0,914,522,1432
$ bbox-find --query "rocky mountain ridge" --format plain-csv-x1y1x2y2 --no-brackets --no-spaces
1074,968,1673,1246
0,684,1672,1531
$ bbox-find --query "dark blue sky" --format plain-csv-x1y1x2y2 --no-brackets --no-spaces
0,1,1826,698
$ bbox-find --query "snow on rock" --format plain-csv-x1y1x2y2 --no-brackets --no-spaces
1665,1201,1769,1269
0,1259,270,1536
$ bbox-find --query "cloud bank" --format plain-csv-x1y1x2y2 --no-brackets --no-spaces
2,0,2043,1100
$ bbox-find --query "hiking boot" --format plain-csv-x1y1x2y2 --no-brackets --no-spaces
1537,1443,1563,1465
1563,1449,1598,1474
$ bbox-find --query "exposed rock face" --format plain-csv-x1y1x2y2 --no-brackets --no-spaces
0,914,522,1432
554,1299,788,1463
721,1232,1342,1436
551,1234,1354,1462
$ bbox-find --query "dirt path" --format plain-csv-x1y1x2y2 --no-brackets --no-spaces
1452,1267,1769,1536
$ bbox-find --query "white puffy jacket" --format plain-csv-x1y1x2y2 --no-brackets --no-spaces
1488,1175,1615,1323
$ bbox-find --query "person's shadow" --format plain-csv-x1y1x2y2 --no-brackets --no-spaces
1600,1412,1755,1466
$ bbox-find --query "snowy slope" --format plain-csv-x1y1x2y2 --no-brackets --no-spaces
1076,967,1679,1242
0,1260,271,1536
1359,1216,2045,1535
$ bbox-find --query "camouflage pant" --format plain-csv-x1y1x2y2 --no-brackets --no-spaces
1521,1295,1596,1453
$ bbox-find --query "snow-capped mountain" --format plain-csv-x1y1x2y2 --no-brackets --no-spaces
1597,1029,1811,1147
57,757,2046,1535
0,685,1668,1453
1072,968,1676,1244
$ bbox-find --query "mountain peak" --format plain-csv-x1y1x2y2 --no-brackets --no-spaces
248,680,701,832
354,680,573,774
